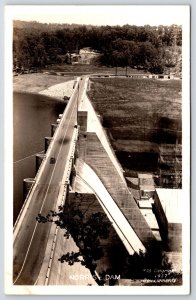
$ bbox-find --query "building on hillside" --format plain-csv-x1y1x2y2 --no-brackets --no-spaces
71,47,100,65
79,47,100,64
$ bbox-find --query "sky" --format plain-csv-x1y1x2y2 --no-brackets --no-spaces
8,5,188,26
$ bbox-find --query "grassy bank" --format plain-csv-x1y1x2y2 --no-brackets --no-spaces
87,77,182,174
88,77,181,147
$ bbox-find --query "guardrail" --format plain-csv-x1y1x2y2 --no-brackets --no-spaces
13,179,35,232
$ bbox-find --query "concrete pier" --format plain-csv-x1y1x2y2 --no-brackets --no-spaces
45,137,53,153
51,123,58,137
23,178,35,201
35,153,45,173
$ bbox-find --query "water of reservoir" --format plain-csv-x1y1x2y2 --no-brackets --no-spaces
13,92,66,224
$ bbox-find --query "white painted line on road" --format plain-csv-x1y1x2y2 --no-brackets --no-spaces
43,130,79,285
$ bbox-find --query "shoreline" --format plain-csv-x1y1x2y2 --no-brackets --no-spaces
13,73,75,99
39,79,74,100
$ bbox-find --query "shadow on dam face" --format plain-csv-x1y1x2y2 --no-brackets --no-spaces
116,151,159,173
58,137,70,145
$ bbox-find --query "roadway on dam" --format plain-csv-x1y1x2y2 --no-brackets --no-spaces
13,78,85,285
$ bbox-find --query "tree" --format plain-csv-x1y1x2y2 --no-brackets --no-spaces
149,58,165,74
36,193,111,286
13,22,182,72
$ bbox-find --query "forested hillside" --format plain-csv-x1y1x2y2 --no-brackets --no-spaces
13,20,182,74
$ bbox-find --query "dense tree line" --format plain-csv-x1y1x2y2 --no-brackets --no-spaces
13,21,182,73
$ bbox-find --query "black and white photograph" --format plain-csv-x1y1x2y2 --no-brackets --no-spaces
4,4,190,295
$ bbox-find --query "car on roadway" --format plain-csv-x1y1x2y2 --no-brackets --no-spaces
50,157,56,164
